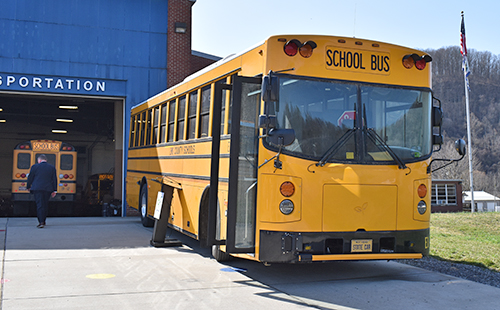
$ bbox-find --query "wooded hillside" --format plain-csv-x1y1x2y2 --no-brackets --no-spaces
428,46,500,195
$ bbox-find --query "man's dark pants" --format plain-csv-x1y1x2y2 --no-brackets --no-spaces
32,190,51,224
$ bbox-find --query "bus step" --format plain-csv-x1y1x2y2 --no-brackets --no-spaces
150,239,182,247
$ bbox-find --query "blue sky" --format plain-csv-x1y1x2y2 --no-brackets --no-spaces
192,0,497,58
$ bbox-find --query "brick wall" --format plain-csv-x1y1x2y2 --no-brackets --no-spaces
190,53,218,75
167,0,195,87
167,0,219,87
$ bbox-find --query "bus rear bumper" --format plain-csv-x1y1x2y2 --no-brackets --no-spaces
259,229,429,263
12,193,75,202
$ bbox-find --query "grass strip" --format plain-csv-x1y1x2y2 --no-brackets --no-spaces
430,212,500,271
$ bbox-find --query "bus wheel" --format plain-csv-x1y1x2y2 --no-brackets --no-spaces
212,245,232,262
139,185,154,227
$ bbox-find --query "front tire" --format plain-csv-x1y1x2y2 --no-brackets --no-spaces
139,184,154,227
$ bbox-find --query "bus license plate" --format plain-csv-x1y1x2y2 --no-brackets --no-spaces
18,186,27,191
351,239,372,252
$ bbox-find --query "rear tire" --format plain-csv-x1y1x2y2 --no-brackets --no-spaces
139,184,154,227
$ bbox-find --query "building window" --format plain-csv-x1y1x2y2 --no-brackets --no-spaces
431,183,457,205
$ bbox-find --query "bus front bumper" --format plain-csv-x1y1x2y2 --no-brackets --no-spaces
259,229,429,263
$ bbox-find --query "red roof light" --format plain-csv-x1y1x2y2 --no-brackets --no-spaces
284,39,300,56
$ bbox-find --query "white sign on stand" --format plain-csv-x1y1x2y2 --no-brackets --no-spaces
154,191,164,220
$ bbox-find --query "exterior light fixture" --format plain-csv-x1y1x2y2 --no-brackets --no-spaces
52,129,67,134
59,105,78,110
174,22,187,33
56,119,74,123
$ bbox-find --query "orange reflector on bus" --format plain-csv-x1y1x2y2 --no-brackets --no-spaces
402,55,415,69
280,181,295,197
299,41,317,58
418,184,427,198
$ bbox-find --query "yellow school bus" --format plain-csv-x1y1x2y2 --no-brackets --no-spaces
12,140,77,215
127,35,454,263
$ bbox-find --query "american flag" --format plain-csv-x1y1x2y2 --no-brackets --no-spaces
461,12,471,91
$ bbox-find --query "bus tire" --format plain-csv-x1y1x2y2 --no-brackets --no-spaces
212,244,232,262
198,188,209,247
139,184,154,227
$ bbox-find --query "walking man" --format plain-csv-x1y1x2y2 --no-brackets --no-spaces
27,154,57,228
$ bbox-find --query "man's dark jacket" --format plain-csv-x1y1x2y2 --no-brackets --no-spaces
27,162,57,192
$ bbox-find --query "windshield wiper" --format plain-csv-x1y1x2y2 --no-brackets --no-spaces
365,128,407,170
316,129,356,167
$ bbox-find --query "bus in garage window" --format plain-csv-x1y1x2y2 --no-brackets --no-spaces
12,140,77,216
126,35,464,263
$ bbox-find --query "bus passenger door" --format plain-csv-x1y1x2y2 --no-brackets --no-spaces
226,76,261,253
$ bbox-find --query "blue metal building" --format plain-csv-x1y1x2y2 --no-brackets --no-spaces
0,0,210,215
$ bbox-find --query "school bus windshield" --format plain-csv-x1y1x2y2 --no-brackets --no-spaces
270,76,432,164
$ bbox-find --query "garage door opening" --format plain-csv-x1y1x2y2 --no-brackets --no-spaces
0,93,123,217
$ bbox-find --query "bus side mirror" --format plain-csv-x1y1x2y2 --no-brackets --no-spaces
258,114,276,129
267,128,295,147
432,106,443,127
455,139,466,156
433,134,443,145
427,138,467,173
262,75,279,102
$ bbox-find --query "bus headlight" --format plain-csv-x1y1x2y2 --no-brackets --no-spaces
417,200,427,215
279,199,294,215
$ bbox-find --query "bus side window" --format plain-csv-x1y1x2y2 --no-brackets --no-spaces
153,106,159,145
133,115,140,147
188,91,198,139
177,96,186,141
160,103,167,143
140,112,146,146
167,99,176,142
146,109,153,145
215,76,232,135
200,85,210,137
17,153,31,169
60,154,73,170
130,115,136,147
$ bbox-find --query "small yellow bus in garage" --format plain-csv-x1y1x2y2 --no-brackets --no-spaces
126,34,460,263
12,140,77,215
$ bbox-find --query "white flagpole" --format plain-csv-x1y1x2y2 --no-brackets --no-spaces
461,11,474,212
464,71,474,213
